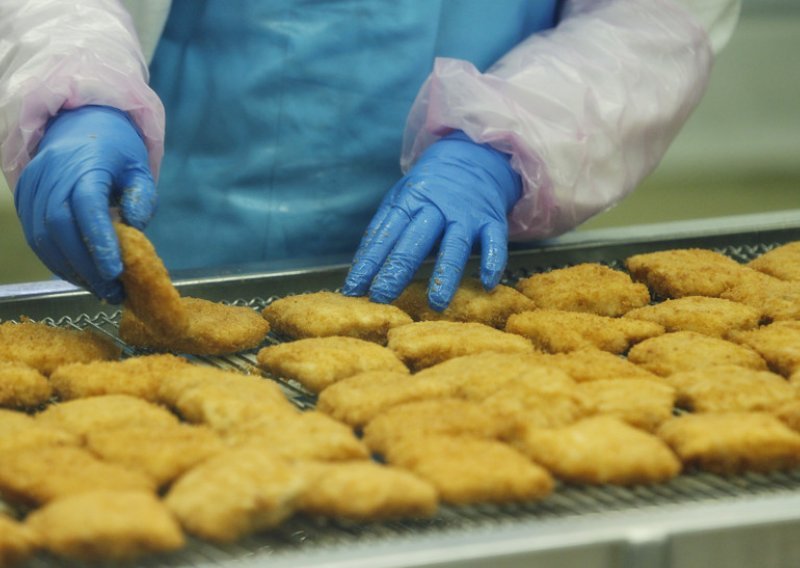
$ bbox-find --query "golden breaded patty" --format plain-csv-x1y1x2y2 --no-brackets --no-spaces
257,336,408,393
413,352,571,400
720,272,800,321
384,435,553,505
0,514,38,568
728,321,800,377
0,360,52,408
0,320,120,376
0,446,154,506
774,399,800,432
577,379,676,432
362,398,514,455
539,349,661,383
86,425,225,488
505,309,664,354
224,411,369,461
49,354,190,402
515,263,650,316
262,291,412,343
517,416,681,485
624,248,750,299
119,297,270,355
747,241,800,281
296,461,438,520
316,371,455,428
156,365,263,407
386,321,535,372
657,412,800,474
27,490,184,562
623,296,761,338
0,409,78,454
35,394,179,441
393,278,536,328
665,365,795,413
164,447,305,543
627,331,767,377
114,222,189,339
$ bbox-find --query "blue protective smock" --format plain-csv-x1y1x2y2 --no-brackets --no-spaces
146,0,558,272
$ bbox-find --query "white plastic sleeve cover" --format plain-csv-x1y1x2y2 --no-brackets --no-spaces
0,0,165,189
401,0,722,241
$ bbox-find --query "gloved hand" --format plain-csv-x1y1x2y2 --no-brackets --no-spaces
342,131,522,311
15,105,157,304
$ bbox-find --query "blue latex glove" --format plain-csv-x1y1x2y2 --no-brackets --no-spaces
342,131,522,311
15,105,157,304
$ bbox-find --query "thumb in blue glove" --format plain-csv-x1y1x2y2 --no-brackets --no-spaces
342,131,522,311
15,105,157,304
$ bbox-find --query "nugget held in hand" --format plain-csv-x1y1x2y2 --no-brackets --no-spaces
263,291,412,343
27,490,184,562
120,297,270,355
505,309,663,354
0,320,120,375
387,321,534,371
257,336,408,393
517,416,681,485
623,296,761,338
393,278,535,328
658,412,800,474
516,263,650,316
0,360,52,408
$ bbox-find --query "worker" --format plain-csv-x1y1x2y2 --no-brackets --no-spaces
0,0,740,309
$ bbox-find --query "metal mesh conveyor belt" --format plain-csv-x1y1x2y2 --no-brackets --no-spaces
4,223,800,568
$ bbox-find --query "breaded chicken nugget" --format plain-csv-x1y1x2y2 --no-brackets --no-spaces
296,461,438,520
386,321,535,372
156,365,261,406
0,514,38,568
720,272,800,321
728,321,800,377
114,222,189,339
0,446,155,506
119,297,271,355
747,241,800,281
86,425,225,488
517,416,681,485
0,409,78,454
623,296,761,338
384,435,553,505
224,411,369,461
316,371,455,428
0,320,120,376
577,379,676,432
257,336,408,393
263,291,412,343
624,248,750,299
539,349,661,383
164,447,305,543
516,263,650,316
393,278,536,328
665,365,795,413
505,309,664,354
0,360,52,408
49,354,190,402
627,331,767,377
362,398,514,455
36,395,179,441
413,352,571,400
27,490,184,562
774,399,800,432
657,412,800,474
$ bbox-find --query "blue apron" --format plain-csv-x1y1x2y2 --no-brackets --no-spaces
147,0,558,271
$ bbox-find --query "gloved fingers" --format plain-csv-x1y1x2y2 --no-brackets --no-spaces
479,222,509,291
342,206,413,297
72,170,124,282
369,207,445,304
427,225,472,312
117,167,158,230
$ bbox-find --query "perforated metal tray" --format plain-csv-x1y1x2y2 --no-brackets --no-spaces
4,212,800,568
